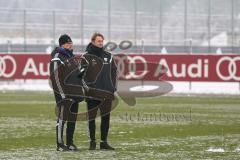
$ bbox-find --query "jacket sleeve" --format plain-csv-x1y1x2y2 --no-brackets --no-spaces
73,55,89,79
49,53,66,99
111,55,118,91
82,53,104,84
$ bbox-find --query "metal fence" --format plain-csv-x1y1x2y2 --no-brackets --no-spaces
0,0,239,53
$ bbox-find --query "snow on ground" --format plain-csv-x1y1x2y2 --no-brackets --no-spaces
0,80,239,95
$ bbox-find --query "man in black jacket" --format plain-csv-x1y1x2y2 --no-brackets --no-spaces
84,33,117,150
49,34,81,151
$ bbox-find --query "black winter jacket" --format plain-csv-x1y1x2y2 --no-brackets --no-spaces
84,43,117,94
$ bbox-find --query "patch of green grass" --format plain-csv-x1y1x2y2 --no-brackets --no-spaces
0,91,240,159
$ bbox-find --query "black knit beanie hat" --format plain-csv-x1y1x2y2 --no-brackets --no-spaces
59,34,72,46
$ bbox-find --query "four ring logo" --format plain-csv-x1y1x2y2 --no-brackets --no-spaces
216,56,240,81
115,55,148,79
0,55,17,78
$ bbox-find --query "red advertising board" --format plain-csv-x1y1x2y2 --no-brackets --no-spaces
0,54,50,79
0,53,239,82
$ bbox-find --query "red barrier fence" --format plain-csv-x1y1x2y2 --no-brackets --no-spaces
0,54,239,82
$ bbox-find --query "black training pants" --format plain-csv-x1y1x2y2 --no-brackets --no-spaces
86,99,112,142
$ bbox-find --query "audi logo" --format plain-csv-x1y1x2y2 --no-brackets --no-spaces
0,55,17,78
115,55,148,79
216,56,240,81
104,40,133,52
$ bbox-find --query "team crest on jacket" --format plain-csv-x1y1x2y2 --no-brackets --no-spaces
92,59,97,66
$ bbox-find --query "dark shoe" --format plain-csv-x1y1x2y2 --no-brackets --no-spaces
100,142,115,150
89,141,96,150
67,143,78,151
57,143,70,151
